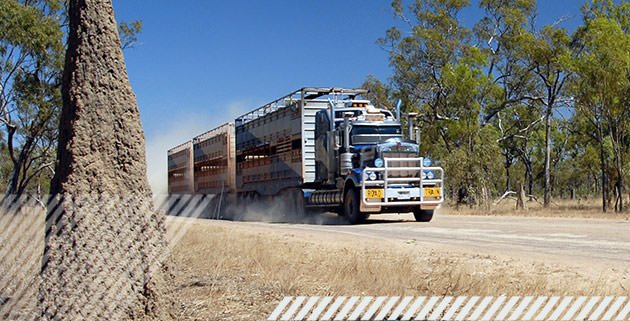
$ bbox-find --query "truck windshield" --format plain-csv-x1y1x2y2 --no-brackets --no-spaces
350,125,403,145
351,126,402,136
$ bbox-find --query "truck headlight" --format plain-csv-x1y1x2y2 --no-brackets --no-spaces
423,157,432,167
368,172,377,181
374,158,384,168
421,171,427,179
424,170,435,180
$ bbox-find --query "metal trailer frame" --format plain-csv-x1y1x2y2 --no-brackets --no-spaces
167,141,194,194
192,122,236,195
234,87,367,196
361,157,444,206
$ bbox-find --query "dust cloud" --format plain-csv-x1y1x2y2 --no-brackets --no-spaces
165,193,350,225
145,100,251,196
145,114,215,196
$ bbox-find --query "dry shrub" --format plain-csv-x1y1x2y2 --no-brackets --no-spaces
444,198,630,219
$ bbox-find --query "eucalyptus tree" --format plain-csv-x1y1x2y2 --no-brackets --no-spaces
474,0,542,193
0,0,64,197
381,0,505,205
526,25,573,207
570,0,630,212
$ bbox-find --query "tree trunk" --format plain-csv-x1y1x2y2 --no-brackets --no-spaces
597,125,608,213
5,166,20,197
543,105,552,207
614,152,624,212
4,125,25,198
4,123,43,199
481,186,490,211
504,153,511,193
40,1,173,320
516,183,527,210
5,151,31,199
520,154,534,197
610,127,624,213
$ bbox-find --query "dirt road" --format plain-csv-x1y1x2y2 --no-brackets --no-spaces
230,212,630,270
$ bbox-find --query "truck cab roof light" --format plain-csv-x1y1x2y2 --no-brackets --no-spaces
364,114,385,122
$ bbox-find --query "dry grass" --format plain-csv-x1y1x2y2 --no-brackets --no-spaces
0,208,44,321
443,198,630,219
2,208,628,320
168,218,630,321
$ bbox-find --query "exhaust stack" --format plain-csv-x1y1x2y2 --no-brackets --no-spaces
340,112,354,173
407,112,417,141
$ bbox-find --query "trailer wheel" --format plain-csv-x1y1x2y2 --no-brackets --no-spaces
412,208,434,222
343,188,366,224
277,188,306,222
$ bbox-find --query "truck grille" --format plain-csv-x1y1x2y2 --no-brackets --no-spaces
381,152,420,179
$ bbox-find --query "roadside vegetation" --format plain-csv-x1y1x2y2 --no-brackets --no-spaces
441,198,630,219
363,0,629,213
168,219,629,320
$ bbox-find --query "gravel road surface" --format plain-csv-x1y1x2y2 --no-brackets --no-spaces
232,213,630,270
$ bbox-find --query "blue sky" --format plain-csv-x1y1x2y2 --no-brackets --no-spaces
109,0,584,193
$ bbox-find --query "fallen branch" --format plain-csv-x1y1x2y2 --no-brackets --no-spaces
494,191,516,206
526,195,541,204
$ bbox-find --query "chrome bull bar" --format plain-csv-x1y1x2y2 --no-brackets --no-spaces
361,157,444,206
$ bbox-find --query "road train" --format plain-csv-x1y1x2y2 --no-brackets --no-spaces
167,87,444,223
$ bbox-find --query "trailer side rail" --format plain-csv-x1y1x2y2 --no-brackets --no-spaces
234,87,367,126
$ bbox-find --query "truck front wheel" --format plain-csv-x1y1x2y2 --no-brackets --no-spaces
412,208,434,222
343,188,366,224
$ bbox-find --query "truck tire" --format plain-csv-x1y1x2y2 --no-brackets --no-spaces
343,188,366,224
279,188,305,222
412,208,434,222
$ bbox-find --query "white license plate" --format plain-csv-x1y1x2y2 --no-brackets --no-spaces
396,190,411,200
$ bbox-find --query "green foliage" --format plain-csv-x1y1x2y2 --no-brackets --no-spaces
568,0,630,211
0,0,63,57
375,0,629,211
0,0,63,196
361,75,394,110
119,20,143,49
438,57,504,204
441,125,504,205
381,0,510,205
581,0,629,31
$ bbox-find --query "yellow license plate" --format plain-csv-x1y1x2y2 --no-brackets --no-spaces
365,189,384,199
424,187,441,197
